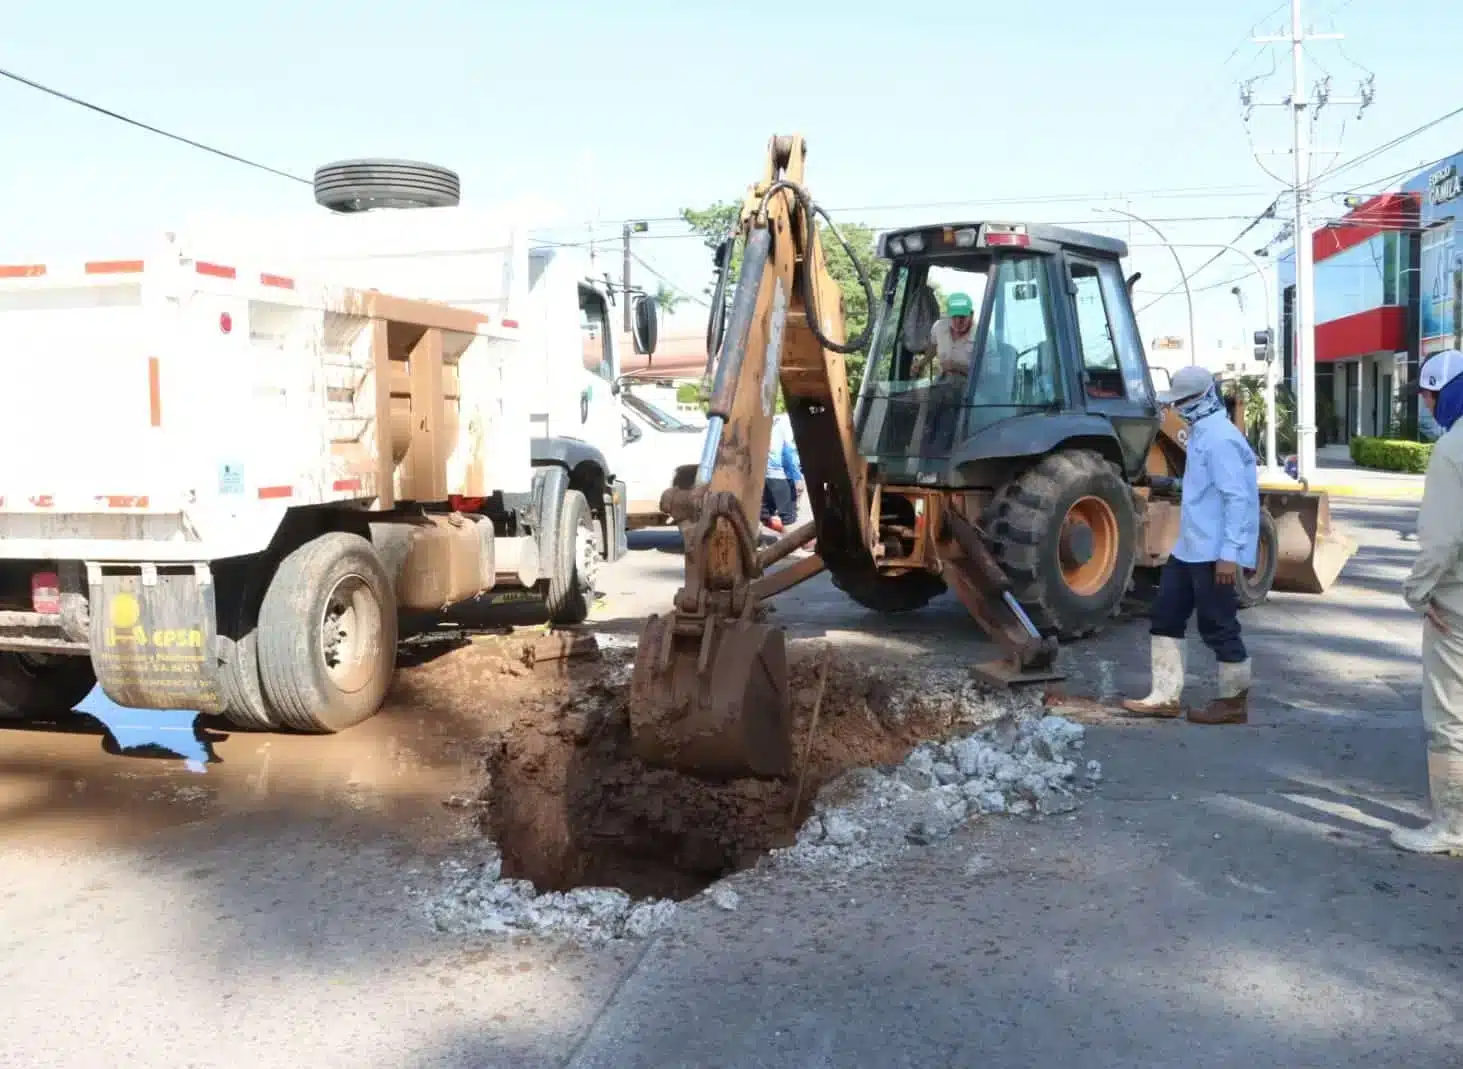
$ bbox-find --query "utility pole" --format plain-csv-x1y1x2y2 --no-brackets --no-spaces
622,220,648,332
1249,0,1371,481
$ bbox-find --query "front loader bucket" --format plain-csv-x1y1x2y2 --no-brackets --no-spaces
1262,489,1358,594
628,612,793,780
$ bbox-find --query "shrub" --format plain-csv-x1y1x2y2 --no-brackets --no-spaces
1349,436,1433,474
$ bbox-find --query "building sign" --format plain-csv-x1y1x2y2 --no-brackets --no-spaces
1428,164,1462,206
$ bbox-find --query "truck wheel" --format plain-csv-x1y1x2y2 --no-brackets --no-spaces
832,569,946,614
545,490,600,625
219,627,279,730
986,449,1137,639
0,653,96,719
1237,509,1279,609
256,533,398,733
313,159,460,213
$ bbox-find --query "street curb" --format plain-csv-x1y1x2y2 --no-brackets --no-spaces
1260,482,1422,500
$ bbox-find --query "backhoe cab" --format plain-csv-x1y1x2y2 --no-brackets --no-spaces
846,221,1157,642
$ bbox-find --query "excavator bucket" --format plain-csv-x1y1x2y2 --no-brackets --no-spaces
629,611,792,780
1261,488,1358,594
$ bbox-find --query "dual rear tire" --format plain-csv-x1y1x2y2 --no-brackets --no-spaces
221,532,397,734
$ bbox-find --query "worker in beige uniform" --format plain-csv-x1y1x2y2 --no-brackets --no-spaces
1395,348,1463,855
912,292,976,452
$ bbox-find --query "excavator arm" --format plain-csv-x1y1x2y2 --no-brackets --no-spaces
629,135,877,779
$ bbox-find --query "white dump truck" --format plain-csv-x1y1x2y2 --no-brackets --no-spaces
0,160,656,733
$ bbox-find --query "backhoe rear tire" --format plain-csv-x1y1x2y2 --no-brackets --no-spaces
986,449,1137,640
831,569,947,614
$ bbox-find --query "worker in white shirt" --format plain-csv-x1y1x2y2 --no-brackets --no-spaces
913,291,976,381
912,292,976,453
1395,349,1463,855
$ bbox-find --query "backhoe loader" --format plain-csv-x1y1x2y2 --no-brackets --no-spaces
629,134,1356,781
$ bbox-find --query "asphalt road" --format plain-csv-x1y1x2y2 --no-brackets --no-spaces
2,498,1459,1069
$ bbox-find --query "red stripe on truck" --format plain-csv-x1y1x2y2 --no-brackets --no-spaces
195,262,237,280
259,273,295,290
501,318,520,328
29,496,54,508
86,260,145,275
257,485,293,500
332,478,362,492
0,264,45,279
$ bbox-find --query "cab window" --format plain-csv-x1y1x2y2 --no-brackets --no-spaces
579,287,615,384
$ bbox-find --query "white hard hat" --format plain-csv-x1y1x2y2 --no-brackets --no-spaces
1158,364,1214,404
1418,349,1463,393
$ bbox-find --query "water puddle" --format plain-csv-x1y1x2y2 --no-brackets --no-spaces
73,686,214,772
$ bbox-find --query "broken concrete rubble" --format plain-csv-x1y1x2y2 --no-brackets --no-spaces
775,711,1092,867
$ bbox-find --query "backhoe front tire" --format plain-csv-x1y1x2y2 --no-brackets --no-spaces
831,569,947,614
986,449,1137,640
1236,509,1279,609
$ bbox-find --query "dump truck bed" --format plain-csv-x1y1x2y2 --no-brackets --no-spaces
0,239,526,562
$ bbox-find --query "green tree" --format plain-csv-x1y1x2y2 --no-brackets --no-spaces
653,281,684,316
680,203,887,395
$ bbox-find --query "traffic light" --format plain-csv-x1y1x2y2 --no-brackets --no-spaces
1253,328,1274,363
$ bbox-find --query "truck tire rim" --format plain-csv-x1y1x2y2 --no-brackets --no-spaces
1059,496,1119,597
319,573,381,695
575,523,601,593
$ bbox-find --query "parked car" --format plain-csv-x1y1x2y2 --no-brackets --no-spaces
620,390,703,529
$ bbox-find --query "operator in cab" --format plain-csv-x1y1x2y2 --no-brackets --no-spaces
913,291,976,381
1121,365,1259,726
912,292,977,451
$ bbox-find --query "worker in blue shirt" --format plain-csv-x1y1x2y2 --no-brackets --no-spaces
1122,365,1260,725
762,411,803,533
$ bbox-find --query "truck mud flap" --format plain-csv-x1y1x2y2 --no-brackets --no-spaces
1261,490,1358,595
87,563,226,713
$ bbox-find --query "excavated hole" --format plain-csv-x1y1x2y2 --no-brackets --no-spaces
482,647,961,901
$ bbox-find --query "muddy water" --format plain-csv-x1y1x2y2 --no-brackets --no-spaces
0,636,558,849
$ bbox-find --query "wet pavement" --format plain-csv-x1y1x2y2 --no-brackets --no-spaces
2,501,1458,1069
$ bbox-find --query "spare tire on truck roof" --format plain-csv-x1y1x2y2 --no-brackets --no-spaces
313,159,461,213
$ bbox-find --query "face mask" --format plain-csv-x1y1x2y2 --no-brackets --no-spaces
1175,384,1224,424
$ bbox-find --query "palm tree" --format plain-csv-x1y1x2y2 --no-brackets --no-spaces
654,282,684,317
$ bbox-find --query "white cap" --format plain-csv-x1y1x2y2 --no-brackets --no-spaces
1419,349,1463,393
1158,364,1214,404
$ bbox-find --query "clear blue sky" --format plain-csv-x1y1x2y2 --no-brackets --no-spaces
4,0,1459,350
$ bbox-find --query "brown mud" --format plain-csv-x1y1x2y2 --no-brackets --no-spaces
479,641,983,901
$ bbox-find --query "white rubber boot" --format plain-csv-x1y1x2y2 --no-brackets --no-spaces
1120,636,1185,718
1391,753,1463,856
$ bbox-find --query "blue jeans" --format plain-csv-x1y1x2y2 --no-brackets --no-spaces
1150,558,1247,663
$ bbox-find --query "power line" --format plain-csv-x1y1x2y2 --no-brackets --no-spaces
1317,104,1463,184
630,252,709,308
0,64,310,186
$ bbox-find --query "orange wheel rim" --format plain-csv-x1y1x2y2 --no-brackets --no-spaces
1059,496,1119,597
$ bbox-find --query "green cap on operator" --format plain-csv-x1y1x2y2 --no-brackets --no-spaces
946,292,974,317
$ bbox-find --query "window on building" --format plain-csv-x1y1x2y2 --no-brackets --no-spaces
1315,231,1414,324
